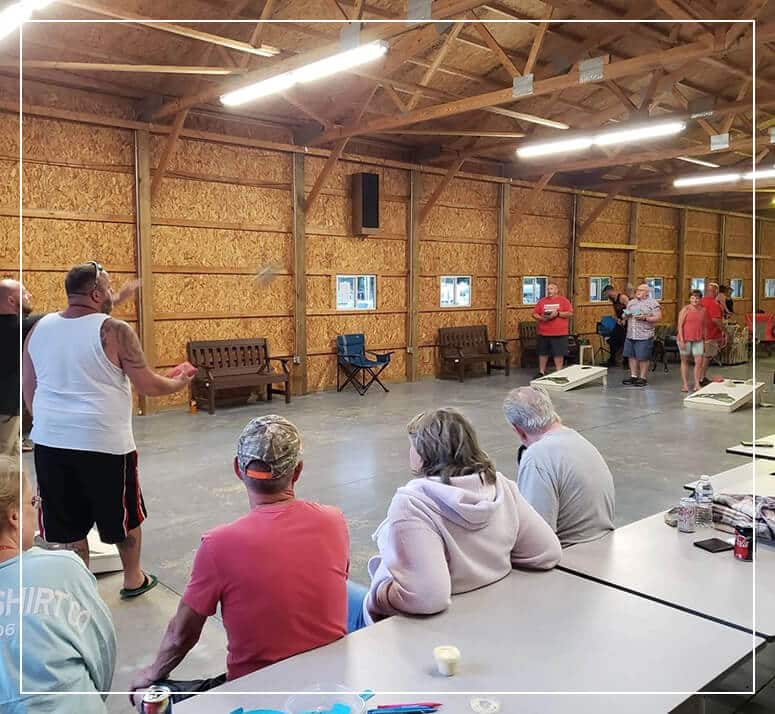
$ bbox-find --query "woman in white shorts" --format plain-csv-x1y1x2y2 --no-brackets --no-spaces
677,289,707,393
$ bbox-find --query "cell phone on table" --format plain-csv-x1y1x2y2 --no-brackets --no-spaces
694,538,734,553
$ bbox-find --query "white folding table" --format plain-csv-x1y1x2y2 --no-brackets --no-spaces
726,433,775,461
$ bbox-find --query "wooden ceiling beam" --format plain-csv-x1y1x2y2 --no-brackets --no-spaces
606,81,638,113
149,0,486,120
578,168,639,237
523,8,553,76
467,10,522,78
315,31,772,144
418,157,468,224
406,22,464,111
381,82,407,113
726,0,770,46
3,60,245,75
381,129,525,138
239,0,280,70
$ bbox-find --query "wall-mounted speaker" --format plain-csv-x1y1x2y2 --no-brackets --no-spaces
352,172,380,236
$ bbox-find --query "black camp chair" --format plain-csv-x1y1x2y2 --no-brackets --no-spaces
336,333,393,396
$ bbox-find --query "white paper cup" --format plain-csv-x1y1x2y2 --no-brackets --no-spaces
433,645,461,676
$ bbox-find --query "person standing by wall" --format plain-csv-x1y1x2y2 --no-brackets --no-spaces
699,282,725,385
0,279,31,456
532,283,573,379
677,290,707,393
622,283,662,387
602,285,629,367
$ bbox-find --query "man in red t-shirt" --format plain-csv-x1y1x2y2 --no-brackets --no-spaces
700,282,725,385
532,283,574,378
129,415,350,705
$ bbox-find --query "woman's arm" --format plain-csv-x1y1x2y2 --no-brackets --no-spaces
511,489,562,570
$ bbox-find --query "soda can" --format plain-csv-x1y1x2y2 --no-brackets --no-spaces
734,526,753,561
677,497,697,533
141,685,173,713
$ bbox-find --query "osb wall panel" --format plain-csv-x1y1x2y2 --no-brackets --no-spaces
580,221,628,244
0,160,134,216
307,350,407,393
688,211,720,232
154,274,294,318
687,228,720,254
1,76,138,120
306,233,406,275
306,193,406,236
306,275,406,313
578,196,630,224
506,245,568,276
511,187,572,218
576,250,628,276
421,205,498,242
20,218,135,269
151,177,292,229
640,205,678,228
151,137,291,185
686,256,718,281
638,225,677,251
422,175,498,208
185,114,292,146
726,233,754,255
725,257,753,279
307,313,405,354
0,115,133,167
637,253,677,278
727,216,752,236
574,304,614,334
304,157,409,199
420,241,496,275
419,277,496,311
509,215,570,246
155,317,295,367
151,226,293,272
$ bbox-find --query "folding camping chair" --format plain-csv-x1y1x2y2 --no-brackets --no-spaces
336,333,393,396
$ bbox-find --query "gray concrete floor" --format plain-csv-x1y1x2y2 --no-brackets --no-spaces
24,356,775,713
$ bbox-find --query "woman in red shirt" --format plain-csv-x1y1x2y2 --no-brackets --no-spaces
676,289,707,393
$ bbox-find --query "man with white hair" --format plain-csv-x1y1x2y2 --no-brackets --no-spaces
503,386,615,547
622,283,661,387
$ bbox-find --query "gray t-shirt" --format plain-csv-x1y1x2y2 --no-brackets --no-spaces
517,426,615,547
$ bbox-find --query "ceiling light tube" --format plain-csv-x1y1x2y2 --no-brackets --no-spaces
742,168,775,180
676,156,720,168
221,41,387,107
594,121,686,146
673,173,741,188
516,137,593,158
0,0,53,42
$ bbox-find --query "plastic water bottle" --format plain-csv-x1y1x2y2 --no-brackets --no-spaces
695,474,714,528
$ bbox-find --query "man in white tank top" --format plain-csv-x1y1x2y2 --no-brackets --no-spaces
22,262,193,599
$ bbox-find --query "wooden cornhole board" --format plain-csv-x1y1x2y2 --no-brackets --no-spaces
34,528,122,575
530,364,608,391
684,379,765,413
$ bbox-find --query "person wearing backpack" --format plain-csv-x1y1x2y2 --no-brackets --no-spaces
602,285,629,367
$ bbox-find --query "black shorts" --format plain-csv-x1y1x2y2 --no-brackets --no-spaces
538,335,569,357
34,445,146,544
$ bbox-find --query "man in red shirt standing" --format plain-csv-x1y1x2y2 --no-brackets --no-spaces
129,415,350,705
532,283,574,379
700,282,725,386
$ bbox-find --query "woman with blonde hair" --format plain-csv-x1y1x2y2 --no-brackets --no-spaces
0,456,116,713
348,408,561,629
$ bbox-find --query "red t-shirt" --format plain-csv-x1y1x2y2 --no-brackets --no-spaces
680,306,705,342
183,500,349,680
533,296,573,336
701,297,723,340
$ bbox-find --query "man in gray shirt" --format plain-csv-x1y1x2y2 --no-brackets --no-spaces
503,386,615,547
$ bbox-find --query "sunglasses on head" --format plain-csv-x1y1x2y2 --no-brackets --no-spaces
71,261,104,296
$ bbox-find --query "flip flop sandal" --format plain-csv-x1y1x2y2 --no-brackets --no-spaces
681,387,689,393
120,573,158,600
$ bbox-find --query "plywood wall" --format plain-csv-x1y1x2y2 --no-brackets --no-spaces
761,221,775,315
417,174,498,377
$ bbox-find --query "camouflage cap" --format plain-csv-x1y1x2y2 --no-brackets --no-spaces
236,415,302,480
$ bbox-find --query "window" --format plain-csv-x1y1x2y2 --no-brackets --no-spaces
440,276,471,307
646,277,663,300
589,276,611,302
336,274,376,310
730,279,743,298
691,277,705,293
522,276,547,305
765,279,775,298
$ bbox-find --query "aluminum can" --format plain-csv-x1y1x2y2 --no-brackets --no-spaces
677,497,697,533
141,686,172,713
734,526,753,561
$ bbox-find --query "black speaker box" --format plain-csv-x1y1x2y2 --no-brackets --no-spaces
352,172,380,235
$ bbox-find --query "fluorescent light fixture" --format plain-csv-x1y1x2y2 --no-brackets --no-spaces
595,121,685,146
676,156,720,168
517,137,593,158
743,168,775,180
673,172,741,187
0,0,52,41
517,120,685,159
221,41,387,107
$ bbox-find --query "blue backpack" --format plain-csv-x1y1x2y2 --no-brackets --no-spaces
597,316,618,337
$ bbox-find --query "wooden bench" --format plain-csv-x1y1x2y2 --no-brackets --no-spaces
187,338,290,414
438,325,509,382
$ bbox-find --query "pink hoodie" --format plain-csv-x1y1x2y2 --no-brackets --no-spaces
364,471,562,622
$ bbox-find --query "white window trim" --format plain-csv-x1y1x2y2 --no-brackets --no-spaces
765,278,775,298
645,276,664,300
336,274,377,311
589,276,611,303
440,275,472,308
522,275,548,305
730,278,744,299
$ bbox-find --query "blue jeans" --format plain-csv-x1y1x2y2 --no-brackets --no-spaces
347,580,369,633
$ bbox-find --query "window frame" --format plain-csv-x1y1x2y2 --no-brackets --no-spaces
521,276,548,306
765,278,775,298
439,275,472,308
690,277,706,293
729,278,744,299
645,276,664,301
335,274,377,311
589,276,612,303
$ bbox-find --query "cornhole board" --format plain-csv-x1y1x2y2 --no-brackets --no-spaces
530,364,608,391
34,528,122,575
684,379,765,413
726,432,775,461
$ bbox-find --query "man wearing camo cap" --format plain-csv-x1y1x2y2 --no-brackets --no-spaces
130,415,350,705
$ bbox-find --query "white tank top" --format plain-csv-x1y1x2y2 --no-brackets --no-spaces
28,313,136,454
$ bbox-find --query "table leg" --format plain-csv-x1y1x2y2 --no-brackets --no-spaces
602,375,607,388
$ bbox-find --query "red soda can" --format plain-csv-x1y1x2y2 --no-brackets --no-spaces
141,685,173,713
734,526,753,561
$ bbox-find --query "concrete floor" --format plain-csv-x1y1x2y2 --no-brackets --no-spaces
24,356,775,713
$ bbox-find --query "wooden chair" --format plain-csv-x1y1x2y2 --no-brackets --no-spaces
188,338,290,414
438,325,509,382
518,321,538,368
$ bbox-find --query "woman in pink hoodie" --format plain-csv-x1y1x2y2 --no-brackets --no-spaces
347,408,561,630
